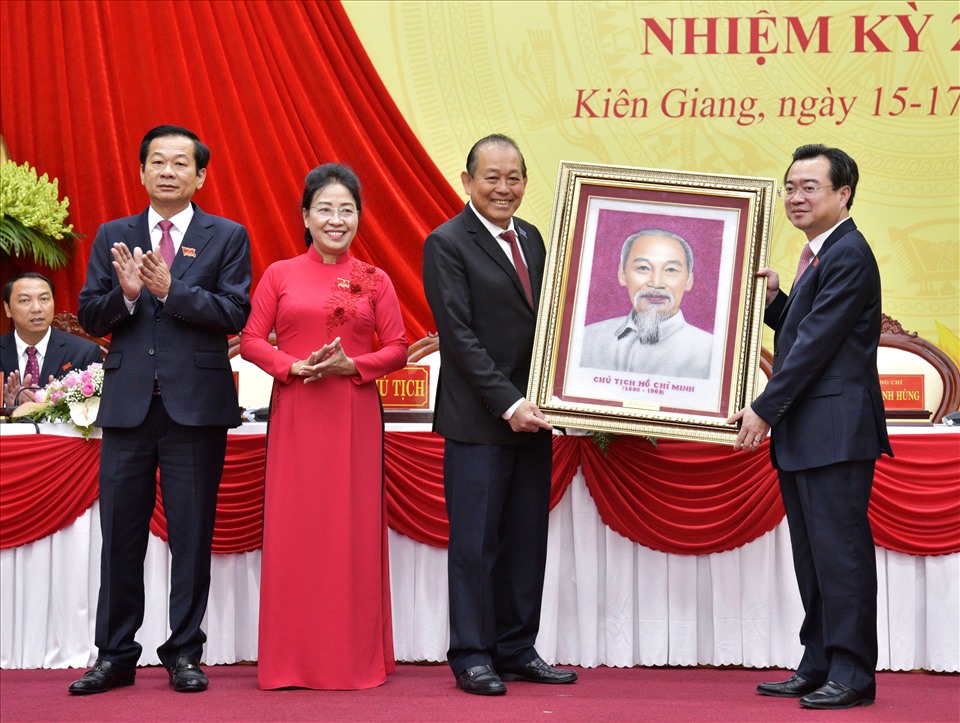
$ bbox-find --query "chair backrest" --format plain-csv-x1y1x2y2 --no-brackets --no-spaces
877,314,959,423
757,313,960,423
228,333,275,411
50,312,108,358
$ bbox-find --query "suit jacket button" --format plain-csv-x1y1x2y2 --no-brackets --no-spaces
154,314,162,322
148,349,155,356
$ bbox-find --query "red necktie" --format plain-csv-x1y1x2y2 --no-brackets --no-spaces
792,243,814,290
158,219,176,268
501,230,533,309
25,346,40,386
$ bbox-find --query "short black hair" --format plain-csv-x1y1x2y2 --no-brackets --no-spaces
465,134,527,178
3,272,55,304
139,125,211,171
301,163,362,248
787,144,859,209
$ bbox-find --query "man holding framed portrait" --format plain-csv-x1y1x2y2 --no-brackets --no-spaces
729,144,892,710
422,133,578,696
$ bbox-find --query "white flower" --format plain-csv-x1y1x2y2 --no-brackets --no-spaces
68,397,100,428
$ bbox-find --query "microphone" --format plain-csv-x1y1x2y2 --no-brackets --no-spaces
14,385,41,405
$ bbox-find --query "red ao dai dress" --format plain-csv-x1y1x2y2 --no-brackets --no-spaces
240,248,407,689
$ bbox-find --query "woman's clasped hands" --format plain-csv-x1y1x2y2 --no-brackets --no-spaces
290,337,358,382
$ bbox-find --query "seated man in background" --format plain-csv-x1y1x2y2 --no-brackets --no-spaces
1,272,103,408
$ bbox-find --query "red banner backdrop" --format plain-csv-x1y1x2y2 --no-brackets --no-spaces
1,432,957,557
0,0,462,342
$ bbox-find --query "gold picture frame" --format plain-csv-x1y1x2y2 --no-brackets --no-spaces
529,161,777,444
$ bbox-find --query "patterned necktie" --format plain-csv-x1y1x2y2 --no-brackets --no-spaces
792,243,814,290
158,219,176,268
25,346,40,386
500,230,534,308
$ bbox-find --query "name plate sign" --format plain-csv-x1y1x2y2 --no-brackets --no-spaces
377,365,430,409
880,374,925,411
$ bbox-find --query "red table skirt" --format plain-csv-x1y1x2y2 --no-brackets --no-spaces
1,431,957,556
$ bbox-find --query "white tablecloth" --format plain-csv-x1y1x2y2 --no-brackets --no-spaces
1,424,957,671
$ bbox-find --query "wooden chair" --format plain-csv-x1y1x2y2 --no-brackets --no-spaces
50,312,108,358
877,314,959,422
757,313,960,422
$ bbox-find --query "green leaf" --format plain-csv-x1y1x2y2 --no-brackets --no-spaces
0,215,77,268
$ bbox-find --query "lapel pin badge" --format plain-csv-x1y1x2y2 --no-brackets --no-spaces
182,247,196,258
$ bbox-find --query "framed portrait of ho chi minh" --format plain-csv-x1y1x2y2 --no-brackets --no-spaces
529,161,777,445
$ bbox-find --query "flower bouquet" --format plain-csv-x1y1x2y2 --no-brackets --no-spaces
0,160,80,268
13,362,104,438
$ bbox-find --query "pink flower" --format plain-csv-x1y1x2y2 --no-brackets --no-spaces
80,370,93,383
61,375,78,388
81,383,96,397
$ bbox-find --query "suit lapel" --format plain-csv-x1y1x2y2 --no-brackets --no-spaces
40,329,68,380
0,333,19,379
462,206,536,310
174,204,213,279
515,222,543,303
464,207,512,271
125,204,213,280
817,217,856,258
781,217,857,319
124,210,152,256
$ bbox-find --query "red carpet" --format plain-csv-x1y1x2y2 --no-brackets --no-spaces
1,664,957,722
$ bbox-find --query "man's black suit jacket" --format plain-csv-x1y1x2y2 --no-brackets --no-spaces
78,204,251,429
752,217,892,470
423,204,546,445
0,327,103,390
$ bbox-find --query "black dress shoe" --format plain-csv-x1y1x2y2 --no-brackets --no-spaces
756,673,820,697
498,656,578,684
68,660,136,695
800,681,874,709
169,656,208,692
456,665,506,696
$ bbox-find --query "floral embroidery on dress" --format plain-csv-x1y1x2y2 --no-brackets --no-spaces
325,260,380,334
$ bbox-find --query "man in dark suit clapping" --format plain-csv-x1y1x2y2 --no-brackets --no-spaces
69,125,251,695
423,134,577,696
728,144,892,709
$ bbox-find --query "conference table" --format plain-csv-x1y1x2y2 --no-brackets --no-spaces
1,421,957,672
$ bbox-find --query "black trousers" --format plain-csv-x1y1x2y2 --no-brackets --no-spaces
95,394,227,669
779,458,878,698
443,432,553,677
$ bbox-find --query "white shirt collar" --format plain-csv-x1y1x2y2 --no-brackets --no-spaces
147,204,195,241
14,326,52,362
807,215,849,256
468,201,517,240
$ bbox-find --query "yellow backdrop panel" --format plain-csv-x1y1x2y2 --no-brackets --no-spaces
343,0,959,352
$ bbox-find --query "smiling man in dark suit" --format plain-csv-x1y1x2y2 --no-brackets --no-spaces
69,125,251,695
423,134,577,696
1,272,103,407
728,144,892,709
